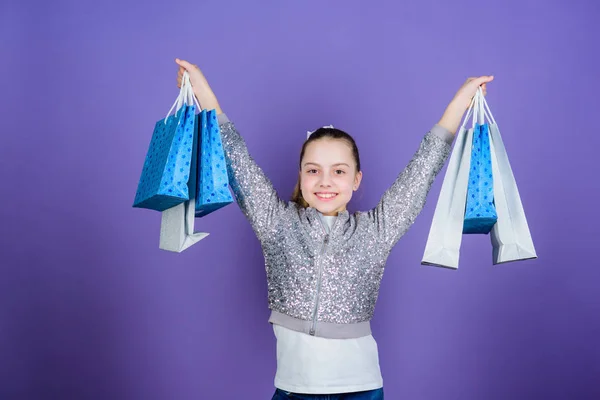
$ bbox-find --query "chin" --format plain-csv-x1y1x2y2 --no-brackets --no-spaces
312,201,346,215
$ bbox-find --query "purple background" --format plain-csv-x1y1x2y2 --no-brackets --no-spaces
2,0,599,398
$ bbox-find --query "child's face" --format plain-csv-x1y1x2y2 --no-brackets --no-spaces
300,138,362,216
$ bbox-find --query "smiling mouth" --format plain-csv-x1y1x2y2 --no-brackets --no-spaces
315,192,338,200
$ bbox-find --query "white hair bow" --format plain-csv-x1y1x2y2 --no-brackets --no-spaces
307,125,335,139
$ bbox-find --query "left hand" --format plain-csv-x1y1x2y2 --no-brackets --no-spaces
438,75,494,134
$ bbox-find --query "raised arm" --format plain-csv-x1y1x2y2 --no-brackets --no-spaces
368,126,453,251
369,75,494,252
176,59,288,240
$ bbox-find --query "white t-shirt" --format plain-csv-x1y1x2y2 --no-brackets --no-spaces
272,214,383,394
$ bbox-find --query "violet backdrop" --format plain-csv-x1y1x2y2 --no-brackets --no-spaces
1,0,599,399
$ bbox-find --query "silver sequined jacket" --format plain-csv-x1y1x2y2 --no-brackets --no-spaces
217,113,453,339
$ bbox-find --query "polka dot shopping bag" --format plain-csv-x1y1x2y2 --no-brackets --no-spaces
133,72,199,212
194,108,233,217
462,98,498,234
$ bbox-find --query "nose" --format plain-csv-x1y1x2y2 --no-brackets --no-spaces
319,174,332,187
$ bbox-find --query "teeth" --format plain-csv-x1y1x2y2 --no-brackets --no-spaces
316,193,337,199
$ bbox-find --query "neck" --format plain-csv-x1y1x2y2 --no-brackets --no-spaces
319,208,345,217
313,205,346,217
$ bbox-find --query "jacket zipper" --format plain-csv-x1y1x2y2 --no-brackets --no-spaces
309,215,337,336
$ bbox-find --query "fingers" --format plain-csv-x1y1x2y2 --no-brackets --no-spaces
467,75,493,85
176,62,190,88
475,75,494,85
177,69,182,88
175,58,198,72
466,76,493,97
176,58,200,88
478,76,493,95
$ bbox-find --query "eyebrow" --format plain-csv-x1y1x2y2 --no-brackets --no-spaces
302,162,351,168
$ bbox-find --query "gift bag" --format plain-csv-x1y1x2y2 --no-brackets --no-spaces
133,71,197,211
422,87,537,268
159,74,209,252
481,96,537,264
463,91,498,234
195,108,233,217
420,96,477,269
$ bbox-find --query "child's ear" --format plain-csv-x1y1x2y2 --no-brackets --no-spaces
353,171,363,191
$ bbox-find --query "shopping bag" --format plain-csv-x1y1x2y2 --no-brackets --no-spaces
159,74,209,252
133,71,197,211
195,108,233,217
422,87,537,268
463,93,498,234
480,96,537,264
420,95,478,269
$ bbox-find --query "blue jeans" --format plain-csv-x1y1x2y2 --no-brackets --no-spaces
271,388,384,400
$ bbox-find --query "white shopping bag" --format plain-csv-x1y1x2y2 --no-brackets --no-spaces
481,95,537,264
421,92,482,269
159,200,208,252
422,87,537,268
159,73,209,252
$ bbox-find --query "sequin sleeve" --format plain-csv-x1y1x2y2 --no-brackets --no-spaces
367,125,454,253
217,113,288,239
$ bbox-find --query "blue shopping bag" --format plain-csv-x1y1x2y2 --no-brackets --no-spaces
133,72,198,211
195,109,233,217
463,122,498,234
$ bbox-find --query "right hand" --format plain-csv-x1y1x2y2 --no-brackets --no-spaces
175,58,222,114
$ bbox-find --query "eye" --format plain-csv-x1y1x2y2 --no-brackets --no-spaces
306,169,318,174
335,169,346,175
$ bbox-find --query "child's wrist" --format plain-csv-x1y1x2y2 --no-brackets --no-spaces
437,102,466,134
195,92,222,113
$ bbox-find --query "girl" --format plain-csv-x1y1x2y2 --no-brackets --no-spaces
175,58,492,399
